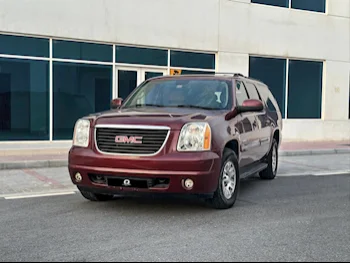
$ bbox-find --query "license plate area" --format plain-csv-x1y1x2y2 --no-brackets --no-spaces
88,174,169,189
108,177,149,188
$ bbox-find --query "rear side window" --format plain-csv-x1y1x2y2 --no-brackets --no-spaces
235,81,249,105
244,81,261,100
257,84,279,112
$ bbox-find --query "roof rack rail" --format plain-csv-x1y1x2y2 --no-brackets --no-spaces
214,72,246,77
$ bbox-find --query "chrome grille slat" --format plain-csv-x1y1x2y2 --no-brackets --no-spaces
95,125,170,156
97,130,167,134
99,137,166,142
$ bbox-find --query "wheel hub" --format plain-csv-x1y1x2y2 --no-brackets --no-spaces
272,145,277,173
222,161,236,200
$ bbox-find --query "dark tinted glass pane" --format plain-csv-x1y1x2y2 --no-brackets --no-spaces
145,72,163,80
53,40,112,62
267,99,277,111
244,82,260,100
170,51,215,70
236,81,249,105
0,58,49,140
291,0,325,12
118,70,138,100
287,60,323,119
252,0,288,8
53,63,112,140
249,56,287,117
116,46,167,66
256,84,278,112
0,34,49,57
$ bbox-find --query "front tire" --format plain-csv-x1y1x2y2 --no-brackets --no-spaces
260,139,278,180
207,148,239,209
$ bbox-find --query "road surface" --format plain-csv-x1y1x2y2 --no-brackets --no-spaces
0,154,349,262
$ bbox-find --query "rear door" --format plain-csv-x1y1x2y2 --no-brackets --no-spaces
256,83,282,153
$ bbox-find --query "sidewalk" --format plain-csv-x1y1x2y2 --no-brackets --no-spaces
0,140,349,170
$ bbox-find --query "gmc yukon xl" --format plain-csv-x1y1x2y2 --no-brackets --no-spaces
68,73,282,209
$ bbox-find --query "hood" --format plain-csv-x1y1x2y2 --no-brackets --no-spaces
88,107,225,130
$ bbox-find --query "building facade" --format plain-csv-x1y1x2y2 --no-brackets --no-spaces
0,0,349,142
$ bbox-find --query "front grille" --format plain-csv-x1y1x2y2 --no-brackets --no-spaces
95,126,169,155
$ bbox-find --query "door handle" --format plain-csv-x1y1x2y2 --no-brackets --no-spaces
252,120,258,130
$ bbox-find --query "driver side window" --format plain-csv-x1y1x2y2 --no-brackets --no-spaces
236,81,249,106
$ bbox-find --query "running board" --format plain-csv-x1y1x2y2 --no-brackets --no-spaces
240,163,268,179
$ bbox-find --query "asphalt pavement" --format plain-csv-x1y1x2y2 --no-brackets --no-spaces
0,173,349,262
0,153,349,262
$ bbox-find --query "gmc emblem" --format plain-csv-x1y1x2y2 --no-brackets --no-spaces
115,135,143,144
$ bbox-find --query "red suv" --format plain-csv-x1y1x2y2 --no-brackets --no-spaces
68,73,282,209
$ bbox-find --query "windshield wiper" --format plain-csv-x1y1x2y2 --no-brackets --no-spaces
176,105,218,110
128,104,165,108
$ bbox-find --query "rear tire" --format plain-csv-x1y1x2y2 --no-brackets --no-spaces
259,139,278,180
79,189,114,202
207,148,239,209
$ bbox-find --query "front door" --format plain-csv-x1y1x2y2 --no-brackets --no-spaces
234,80,260,167
116,67,167,100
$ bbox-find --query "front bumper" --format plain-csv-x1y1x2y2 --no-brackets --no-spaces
68,147,221,195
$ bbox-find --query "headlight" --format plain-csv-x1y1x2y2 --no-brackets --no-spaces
73,119,90,147
177,122,211,152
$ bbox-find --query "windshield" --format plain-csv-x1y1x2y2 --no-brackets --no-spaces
122,78,232,110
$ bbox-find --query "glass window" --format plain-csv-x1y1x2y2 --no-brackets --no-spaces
116,46,167,66
249,56,287,117
257,84,279,112
251,0,289,8
287,60,323,119
170,51,215,70
0,34,49,57
244,81,261,100
145,72,163,81
122,78,232,110
53,63,112,140
53,40,113,62
0,58,49,140
291,0,325,13
118,70,138,100
235,81,249,105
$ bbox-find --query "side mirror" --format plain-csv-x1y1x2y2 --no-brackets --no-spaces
237,99,264,114
110,98,123,109
225,99,264,120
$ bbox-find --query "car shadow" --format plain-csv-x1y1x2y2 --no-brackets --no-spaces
77,173,273,213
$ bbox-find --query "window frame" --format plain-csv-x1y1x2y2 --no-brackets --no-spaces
243,81,262,101
0,33,217,142
251,0,327,14
235,80,250,106
249,55,324,120
287,59,323,119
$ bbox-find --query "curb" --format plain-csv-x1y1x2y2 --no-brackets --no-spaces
0,160,68,170
279,148,350,156
0,148,349,170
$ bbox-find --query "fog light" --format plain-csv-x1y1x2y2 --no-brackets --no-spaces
75,172,82,182
183,179,194,190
